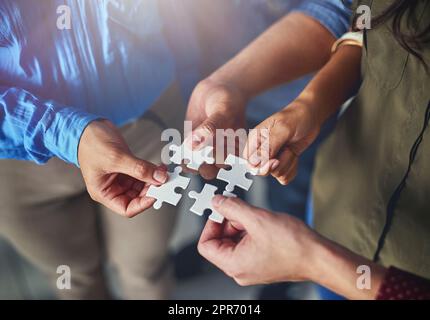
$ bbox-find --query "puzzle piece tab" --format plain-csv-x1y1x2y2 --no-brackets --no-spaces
146,167,190,210
216,154,258,192
169,143,214,171
188,184,236,223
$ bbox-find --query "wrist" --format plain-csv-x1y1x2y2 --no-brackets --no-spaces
48,108,101,167
292,95,326,129
305,234,336,284
300,232,328,282
307,234,387,299
278,219,327,283
197,77,249,113
282,99,322,138
77,119,112,167
206,69,252,104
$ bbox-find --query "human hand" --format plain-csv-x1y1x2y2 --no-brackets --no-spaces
243,100,321,185
185,78,247,179
78,120,168,218
197,195,321,286
198,196,387,300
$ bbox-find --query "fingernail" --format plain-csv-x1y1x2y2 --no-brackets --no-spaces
212,195,226,207
153,169,167,183
270,160,280,171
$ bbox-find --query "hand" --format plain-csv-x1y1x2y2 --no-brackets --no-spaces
197,196,320,286
198,196,388,299
186,78,247,179
243,100,320,185
78,120,168,218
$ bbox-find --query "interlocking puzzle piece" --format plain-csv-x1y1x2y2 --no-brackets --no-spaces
146,166,190,210
188,184,237,223
216,154,258,192
169,143,215,171
188,184,220,222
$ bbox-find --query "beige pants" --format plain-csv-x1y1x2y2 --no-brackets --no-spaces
0,85,186,299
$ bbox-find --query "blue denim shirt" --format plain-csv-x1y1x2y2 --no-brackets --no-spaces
0,0,351,166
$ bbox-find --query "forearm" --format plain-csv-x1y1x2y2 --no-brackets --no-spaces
208,12,337,99
308,234,386,300
308,234,430,300
296,45,362,126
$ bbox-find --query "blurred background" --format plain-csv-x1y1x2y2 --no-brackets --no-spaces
0,0,334,299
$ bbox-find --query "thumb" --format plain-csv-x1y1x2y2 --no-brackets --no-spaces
212,195,259,230
244,120,294,170
116,154,168,185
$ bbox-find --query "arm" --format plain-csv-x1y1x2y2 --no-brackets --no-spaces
198,196,430,300
244,44,362,184
186,2,352,178
0,87,99,165
296,44,362,128
0,87,167,217
196,0,352,98
207,12,337,98
310,229,386,299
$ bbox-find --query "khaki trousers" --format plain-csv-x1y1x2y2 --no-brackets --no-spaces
0,85,186,299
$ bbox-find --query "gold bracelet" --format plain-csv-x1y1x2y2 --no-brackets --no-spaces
331,32,364,54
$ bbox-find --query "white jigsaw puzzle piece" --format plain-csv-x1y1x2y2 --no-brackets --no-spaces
188,184,218,219
169,143,214,171
216,154,258,192
188,184,236,224
146,166,190,210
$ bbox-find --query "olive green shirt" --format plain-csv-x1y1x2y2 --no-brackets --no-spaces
313,0,430,278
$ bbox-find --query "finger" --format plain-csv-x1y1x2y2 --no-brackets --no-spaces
243,127,262,166
199,219,224,244
102,183,156,218
273,157,299,186
200,217,244,242
101,193,155,218
198,163,219,180
244,126,268,169
271,148,296,177
255,158,279,177
116,154,168,185
188,113,226,149
223,220,245,239
244,121,293,171
124,196,156,218
197,220,238,267
212,196,260,231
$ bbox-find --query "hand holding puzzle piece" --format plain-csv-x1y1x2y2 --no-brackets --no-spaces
147,143,256,223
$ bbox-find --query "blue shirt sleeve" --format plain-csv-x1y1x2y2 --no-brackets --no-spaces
293,0,353,39
0,87,100,166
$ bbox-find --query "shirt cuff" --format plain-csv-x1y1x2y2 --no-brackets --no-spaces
292,1,352,39
44,107,101,167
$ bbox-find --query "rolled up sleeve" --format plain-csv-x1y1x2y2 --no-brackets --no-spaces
293,0,353,39
0,87,100,166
